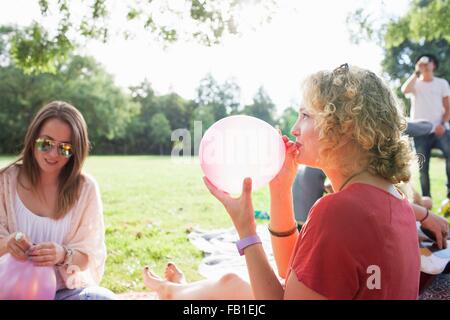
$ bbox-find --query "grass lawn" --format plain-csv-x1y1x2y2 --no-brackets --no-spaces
0,155,448,294
0,155,269,293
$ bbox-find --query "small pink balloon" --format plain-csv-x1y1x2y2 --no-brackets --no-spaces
0,253,57,300
199,115,285,194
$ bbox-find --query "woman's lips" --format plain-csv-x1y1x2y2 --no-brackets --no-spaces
45,158,58,165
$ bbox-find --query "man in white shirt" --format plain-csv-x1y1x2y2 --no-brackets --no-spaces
402,54,450,199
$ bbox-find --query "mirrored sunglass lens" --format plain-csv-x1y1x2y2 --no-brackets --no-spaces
36,139,52,152
59,144,73,157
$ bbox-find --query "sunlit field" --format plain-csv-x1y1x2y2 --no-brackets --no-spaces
0,155,447,293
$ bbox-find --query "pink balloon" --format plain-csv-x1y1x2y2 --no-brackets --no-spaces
199,115,285,194
0,253,57,300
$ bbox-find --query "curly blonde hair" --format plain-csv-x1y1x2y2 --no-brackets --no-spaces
302,64,414,184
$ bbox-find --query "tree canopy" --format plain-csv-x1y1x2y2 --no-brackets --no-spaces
0,24,292,155
5,0,276,74
347,0,450,113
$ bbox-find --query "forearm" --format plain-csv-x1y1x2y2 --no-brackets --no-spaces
443,97,450,123
269,186,299,278
244,244,285,300
71,249,89,271
401,74,417,94
411,203,427,221
0,236,8,256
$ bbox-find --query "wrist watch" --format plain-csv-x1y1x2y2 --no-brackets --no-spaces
236,235,262,256
64,247,74,266
56,246,74,267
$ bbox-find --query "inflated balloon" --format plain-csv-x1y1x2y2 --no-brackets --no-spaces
0,253,57,300
199,115,285,194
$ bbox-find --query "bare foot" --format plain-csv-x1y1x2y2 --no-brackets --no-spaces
164,262,186,284
143,267,172,299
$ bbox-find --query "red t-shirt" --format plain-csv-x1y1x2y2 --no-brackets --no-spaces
289,183,420,300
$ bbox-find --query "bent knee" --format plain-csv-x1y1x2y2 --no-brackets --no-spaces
219,273,243,286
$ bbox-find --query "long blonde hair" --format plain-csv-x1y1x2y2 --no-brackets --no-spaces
302,64,414,184
2,101,90,219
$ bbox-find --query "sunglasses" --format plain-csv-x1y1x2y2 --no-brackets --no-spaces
35,138,74,158
333,63,349,74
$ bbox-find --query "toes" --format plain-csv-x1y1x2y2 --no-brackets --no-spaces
166,262,175,270
143,266,158,280
165,263,177,276
167,262,181,273
165,264,175,275
142,266,166,292
143,267,151,280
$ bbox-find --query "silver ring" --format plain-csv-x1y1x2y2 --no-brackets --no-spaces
15,232,24,241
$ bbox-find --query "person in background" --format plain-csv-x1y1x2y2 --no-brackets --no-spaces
401,54,450,200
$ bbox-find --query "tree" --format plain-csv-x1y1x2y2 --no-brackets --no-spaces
5,0,276,73
0,65,54,153
384,0,450,48
124,81,197,154
149,113,172,155
191,105,215,132
217,79,241,116
195,73,241,121
278,107,298,140
157,92,190,130
242,86,276,125
347,0,450,47
347,0,450,115
49,55,140,153
0,35,139,154
122,80,158,153
196,74,224,120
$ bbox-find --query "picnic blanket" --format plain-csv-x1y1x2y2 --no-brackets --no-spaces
188,223,450,300
417,222,450,275
187,224,279,282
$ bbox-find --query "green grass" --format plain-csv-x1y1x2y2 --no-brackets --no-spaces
0,155,448,293
0,155,270,293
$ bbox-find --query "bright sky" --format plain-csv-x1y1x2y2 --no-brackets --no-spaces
1,0,411,115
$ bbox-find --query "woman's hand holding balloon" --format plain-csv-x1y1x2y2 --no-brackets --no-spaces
6,232,32,261
269,135,299,191
0,242,58,300
203,176,257,239
29,242,66,267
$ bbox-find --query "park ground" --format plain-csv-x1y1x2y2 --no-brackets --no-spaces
0,155,448,294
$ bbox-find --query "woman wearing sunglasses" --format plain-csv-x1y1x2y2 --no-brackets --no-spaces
0,101,116,300
143,65,421,300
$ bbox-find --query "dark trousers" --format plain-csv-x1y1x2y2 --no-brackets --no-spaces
414,131,450,197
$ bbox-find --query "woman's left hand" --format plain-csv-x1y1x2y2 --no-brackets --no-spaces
28,242,66,267
421,213,449,249
203,176,256,239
